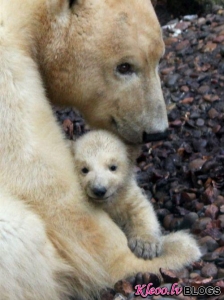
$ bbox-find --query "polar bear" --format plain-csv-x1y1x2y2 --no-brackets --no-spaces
71,130,162,260
0,0,201,299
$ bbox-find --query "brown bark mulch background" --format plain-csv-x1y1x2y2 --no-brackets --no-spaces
54,3,224,299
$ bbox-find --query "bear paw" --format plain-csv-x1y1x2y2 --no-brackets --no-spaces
128,235,161,260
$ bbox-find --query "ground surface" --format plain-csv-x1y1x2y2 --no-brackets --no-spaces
54,6,224,300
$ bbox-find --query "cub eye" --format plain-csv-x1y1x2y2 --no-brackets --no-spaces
69,0,76,8
109,165,117,172
81,167,89,174
116,63,133,75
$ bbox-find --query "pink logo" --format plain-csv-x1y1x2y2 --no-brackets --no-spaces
135,283,182,297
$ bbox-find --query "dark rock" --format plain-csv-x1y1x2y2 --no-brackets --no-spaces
201,263,218,278
192,217,212,231
180,212,199,229
199,236,219,252
114,280,133,297
198,85,210,94
165,74,180,88
196,118,205,127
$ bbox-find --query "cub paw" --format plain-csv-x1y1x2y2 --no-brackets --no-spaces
128,235,161,260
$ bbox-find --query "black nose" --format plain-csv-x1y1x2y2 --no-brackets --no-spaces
143,130,169,143
92,187,107,198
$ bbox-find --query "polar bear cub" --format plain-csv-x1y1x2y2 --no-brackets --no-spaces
71,130,162,260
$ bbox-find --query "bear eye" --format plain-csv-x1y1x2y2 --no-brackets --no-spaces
109,165,117,172
69,0,76,8
81,167,89,174
116,63,133,75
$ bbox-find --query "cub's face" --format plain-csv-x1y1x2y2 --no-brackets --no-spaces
73,131,130,203
37,0,168,144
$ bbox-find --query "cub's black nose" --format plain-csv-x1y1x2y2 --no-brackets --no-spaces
143,130,169,143
92,187,107,198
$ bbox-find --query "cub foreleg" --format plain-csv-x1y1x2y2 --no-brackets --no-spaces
106,178,162,260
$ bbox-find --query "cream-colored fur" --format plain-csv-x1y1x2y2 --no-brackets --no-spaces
0,0,201,299
72,130,162,260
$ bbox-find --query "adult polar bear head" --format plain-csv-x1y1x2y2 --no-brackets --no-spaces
9,0,168,143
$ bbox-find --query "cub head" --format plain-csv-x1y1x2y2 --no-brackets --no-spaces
72,130,131,203
35,0,168,143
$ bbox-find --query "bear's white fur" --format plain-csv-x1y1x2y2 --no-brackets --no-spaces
0,0,201,299
72,130,162,260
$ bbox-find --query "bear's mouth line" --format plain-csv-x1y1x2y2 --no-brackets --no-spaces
111,116,137,145
111,115,169,144
88,194,114,203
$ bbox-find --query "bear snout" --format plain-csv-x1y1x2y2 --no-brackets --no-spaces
143,129,169,143
92,186,107,198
